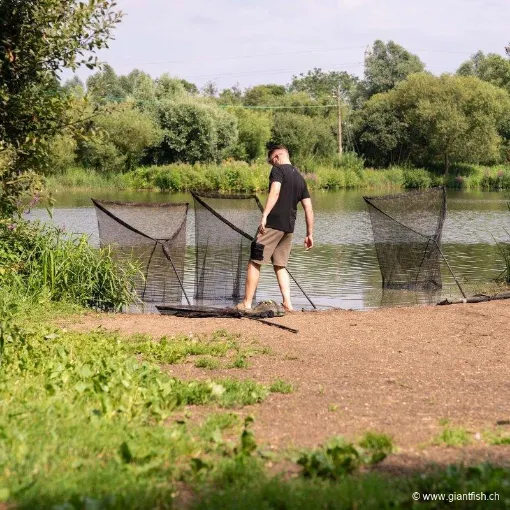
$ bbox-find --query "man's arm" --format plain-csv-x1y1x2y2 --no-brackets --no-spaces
259,181,281,234
302,197,314,250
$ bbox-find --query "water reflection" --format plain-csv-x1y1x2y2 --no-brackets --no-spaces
26,189,510,310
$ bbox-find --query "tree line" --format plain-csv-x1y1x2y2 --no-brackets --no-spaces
48,41,510,177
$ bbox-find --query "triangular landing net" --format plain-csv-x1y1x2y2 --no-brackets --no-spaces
92,199,190,305
192,192,316,308
364,187,465,296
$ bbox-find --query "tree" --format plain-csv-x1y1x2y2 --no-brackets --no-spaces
131,72,156,108
0,0,122,216
202,81,218,98
80,104,163,171
62,76,85,98
270,112,336,160
219,84,244,106
457,51,510,93
231,109,272,161
180,79,199,95
352,94,411,167
244,84,286,106
402,74,510,173
148,100,238,164
354,73,510,172
86,63,125,103
290,67,362,107
364,40,425,97
155,74,188,100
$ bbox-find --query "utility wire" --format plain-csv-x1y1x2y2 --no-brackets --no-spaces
185,62,364,79
136,45,368,65
219,104,338,109
116,46,475,67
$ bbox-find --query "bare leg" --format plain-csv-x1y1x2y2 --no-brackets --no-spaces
274,265,293,311
243,261,261,309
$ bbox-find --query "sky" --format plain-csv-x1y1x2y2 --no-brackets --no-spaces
71,0,510,91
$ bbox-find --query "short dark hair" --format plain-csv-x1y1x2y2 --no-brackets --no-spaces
267,144,289,160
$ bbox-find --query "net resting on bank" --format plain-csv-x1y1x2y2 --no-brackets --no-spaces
92,199,190,305
364,187,466,297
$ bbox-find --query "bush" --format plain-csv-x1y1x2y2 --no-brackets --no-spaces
0,220,139,310
402,168,432,189
46,134,77,174
149,100,238,164
332,151,365,175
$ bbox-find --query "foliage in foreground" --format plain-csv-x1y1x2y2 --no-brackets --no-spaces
192,463,510,510
0,307,279,509
2,301,510,508
0,219,138,310
0,0,122,216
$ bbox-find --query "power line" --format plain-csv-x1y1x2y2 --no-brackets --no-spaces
186,62,364,79
118,45,476,67
219,104,338,109
136,45,367,66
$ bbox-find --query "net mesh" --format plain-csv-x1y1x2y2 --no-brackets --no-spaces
364,187,446,290
92,199,188,304
192,192,263,304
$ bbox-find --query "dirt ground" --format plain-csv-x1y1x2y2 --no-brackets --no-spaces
64,300,510,471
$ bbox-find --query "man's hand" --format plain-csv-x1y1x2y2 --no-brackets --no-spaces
304,234,313,251
259,215,267,234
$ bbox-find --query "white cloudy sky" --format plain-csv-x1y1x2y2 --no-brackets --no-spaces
75,0,510,90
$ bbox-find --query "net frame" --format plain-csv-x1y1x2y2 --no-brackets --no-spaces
363,187,447,291
92,199,190,304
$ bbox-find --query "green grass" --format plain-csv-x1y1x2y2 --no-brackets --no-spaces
191,463,510,510
0,303,278,509
269,379,294,394
483,428,510,445
45,160,510,194
297,433,394,481
434,425,473,447
195,357,222,370
227,355,249,369
3,292,510,509
125,329,240,364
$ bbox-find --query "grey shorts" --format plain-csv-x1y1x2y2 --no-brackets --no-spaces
250,227,293,267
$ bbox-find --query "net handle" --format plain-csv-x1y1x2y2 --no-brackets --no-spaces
162,244,191,305
433,239,467,299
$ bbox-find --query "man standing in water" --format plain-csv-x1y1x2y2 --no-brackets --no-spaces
237,144,314,312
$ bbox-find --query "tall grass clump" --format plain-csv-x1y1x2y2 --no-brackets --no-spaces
0,220,139,310
402,168,434,189
45,166,130,192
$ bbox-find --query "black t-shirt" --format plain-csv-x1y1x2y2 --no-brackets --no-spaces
266,164,310,233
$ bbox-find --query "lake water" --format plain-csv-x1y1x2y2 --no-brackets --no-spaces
26,189,510,310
